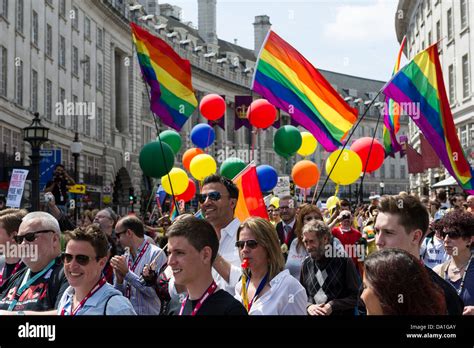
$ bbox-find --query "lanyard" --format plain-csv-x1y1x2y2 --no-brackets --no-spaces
179,281,217,316
61,277,107,315
446,254,473,296
0,261,23,287
125,241,150,298
242,273,268,312
7,259,56,311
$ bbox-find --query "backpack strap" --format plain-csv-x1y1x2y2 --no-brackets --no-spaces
103,294,120,315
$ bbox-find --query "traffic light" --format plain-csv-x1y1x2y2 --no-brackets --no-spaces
129,187,135,205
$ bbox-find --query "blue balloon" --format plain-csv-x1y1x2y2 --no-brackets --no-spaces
190,124,215,148
257,165,278,192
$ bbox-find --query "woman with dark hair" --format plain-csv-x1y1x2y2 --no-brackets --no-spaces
433,210,474,315
362,248,447,315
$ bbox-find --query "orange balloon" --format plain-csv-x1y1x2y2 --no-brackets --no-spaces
182,148,204,171
291,160,320,188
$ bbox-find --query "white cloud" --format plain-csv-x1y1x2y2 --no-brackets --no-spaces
324,0,397,42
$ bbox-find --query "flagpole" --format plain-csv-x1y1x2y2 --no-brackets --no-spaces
314,89,384,204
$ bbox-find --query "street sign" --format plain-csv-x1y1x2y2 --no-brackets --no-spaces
68,184,86,194
6,169,29,208
40,149,62,191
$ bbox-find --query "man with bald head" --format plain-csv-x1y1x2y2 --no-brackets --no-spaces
0,212,69,314
466,195,474,214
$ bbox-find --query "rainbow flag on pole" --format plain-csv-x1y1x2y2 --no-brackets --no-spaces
383,44,474,194
131,23,198,131
383,36,406,157
251,30,358,152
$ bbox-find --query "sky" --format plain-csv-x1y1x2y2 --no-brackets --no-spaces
167,0,403,82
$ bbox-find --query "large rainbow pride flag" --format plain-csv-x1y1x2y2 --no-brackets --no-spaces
251,30,358,152
131,23,198,131
383,44,474,194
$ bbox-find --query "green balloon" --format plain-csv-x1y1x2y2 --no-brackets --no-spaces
220,157,246,179
274,142,295,159
139,141,175,178
274,125,302,155
157,130,182,155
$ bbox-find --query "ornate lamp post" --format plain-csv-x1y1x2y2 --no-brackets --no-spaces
380,182,385,195
71,132,83,223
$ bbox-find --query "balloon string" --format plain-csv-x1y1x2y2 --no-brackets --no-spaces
335,184,340,197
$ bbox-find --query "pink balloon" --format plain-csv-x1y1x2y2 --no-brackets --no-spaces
247,99,277,129
350,137,385,173
199,94,226,121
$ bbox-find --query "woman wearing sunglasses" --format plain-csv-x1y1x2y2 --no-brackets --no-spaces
433,210,474,315
234,217,307,315
57,225,136,315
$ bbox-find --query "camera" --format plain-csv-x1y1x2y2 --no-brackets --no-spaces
44,192,54,203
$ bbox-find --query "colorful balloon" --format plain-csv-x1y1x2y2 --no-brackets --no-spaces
350,137,385,173
247,99,277,129
199,94,226,121
269,196,280,208
297,132,318,157
220,157,246,180
274,142,295,159
161,168,189,196
291,160,320,188
256,165,278,192
139,141,174,178
175,179,196,202
325,149,362,185
191,124,215,148
190,154,217,181
274,126,302,155
182,148,204,171
326,196,340,212
157,130,182,155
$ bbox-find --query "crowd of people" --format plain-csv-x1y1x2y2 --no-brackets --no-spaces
0,175,472,316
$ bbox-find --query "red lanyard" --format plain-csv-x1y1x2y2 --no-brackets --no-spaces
179,281,217,316
125,241,150,298
61,277,107,315
0,261,23,287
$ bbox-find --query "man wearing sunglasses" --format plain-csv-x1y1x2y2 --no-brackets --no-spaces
374,195,463,315
0,212,69,314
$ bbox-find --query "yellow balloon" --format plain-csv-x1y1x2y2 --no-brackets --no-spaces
161,168,189,195
190,154,217,181
325,149,362,185
326,196,340,212
269,196,280,209
297,132,318,156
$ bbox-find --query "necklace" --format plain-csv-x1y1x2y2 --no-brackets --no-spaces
451,259,470,274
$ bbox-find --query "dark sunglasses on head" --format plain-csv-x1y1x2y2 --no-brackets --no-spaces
235,239,259,249
441,231,462,239
198,191,223,204
61,252,99,266
14,230,53,244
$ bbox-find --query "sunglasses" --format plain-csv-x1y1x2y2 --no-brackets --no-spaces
198,191,224,204
61,253,99,266
14,230,53,244
441,231,462,239
235,239,259,249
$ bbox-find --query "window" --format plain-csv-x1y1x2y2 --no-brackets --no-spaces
31,69,38,112
390,164,395,179
72,46,78,75
426,0,431,12
380,164,385,179
32,11,38,45
447,8,453,41
436,20,441,41
97,27,103,50
97,107,103,141
462,54,470,99
461,0,468,30
59,36,66,67
461,128,468,146
422,41,425,50
428,31,432,45
97,63,103,90
0,0,8,18
59,88,66,126
15,59,22,105
84,55,90,84
46,24,52,57
59,0,66,18
71,6,78,30
0,45,6,97
16,0,23,33
84,17,91,40
45,79,52,120
449,64,455,103
400,165,406,179
72,95,78,131
85,112,91,136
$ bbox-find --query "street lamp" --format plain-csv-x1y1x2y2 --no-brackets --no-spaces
71,132,82,224
23,112,49,211
380,182,385,195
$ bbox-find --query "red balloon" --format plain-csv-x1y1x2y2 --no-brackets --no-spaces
350,137,385,173
175,179,196,202
199,94,226,121
247,99,277,129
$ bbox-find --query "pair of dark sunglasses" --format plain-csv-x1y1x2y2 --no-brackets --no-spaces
14,230,53,244
198,191,224,204
441,231,462,239
235,239,258,249
61,253,99,266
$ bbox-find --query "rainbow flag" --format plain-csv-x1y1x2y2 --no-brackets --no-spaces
233,163,269,222
131,23,198,131
169,199,179,221
251,30,358,152
383,36,406,157
383,44,474,194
